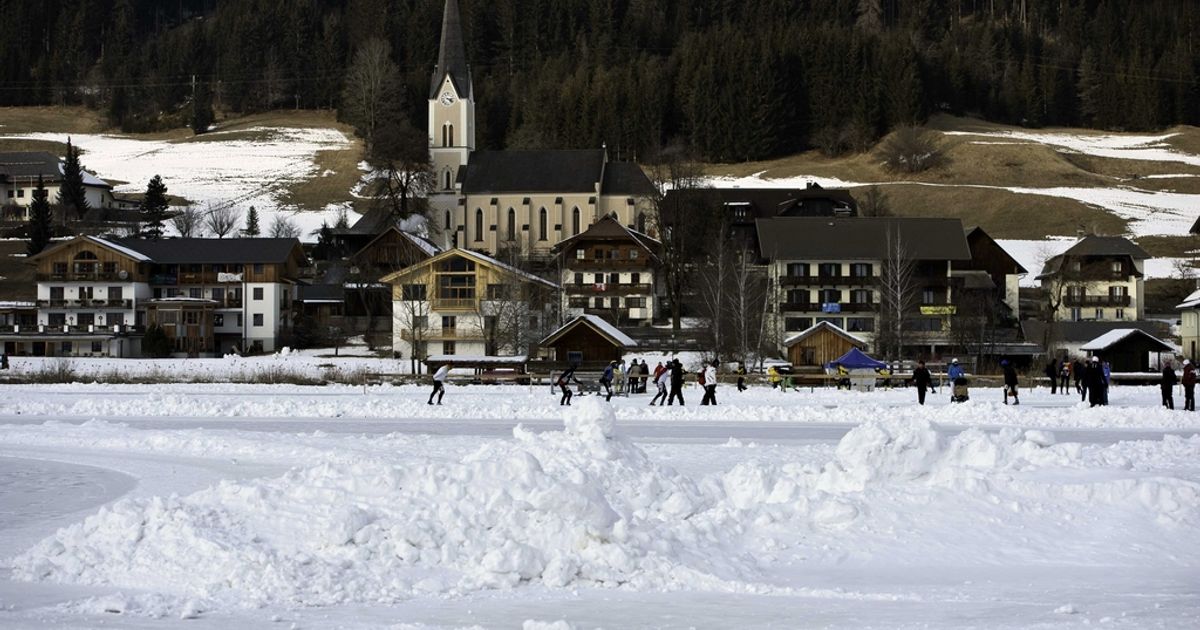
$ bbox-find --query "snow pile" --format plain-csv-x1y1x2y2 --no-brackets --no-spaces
11,399,746,607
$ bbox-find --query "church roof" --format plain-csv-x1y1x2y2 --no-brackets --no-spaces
600,162,656,196
430,0,471,100
461,150,606,194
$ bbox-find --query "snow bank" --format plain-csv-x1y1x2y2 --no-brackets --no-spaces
11,409,1199,615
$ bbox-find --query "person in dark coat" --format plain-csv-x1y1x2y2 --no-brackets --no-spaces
736,363,747,392
601,361,616,402
1002,360,1020,405
667,359,685,406
1085,356,1106,407
1044,359,1058,394
913,360,933,405
1161,360,1177,410
1182,359,1196,412
557,366,581,406
1080,357,1089,398
1059,360,1070,394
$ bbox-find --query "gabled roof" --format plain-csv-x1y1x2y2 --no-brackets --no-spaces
551,215,661,262
429,0,472,100
783,321,867,348
540,314,637,349
600,162,656,196
0,151,109,188
1080,328,1173,352
661,186,857,221
965,226,1027,274
26,235,152,263
1061,236,1150,260
378,247,559,290
460,150,605,194
351,225,441,261
110,238,306,265
755,217,971,261
1179,289,1200,310
1191,216,1200,235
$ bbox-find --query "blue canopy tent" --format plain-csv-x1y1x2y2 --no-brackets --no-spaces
825,347,888,371
825,348,890,390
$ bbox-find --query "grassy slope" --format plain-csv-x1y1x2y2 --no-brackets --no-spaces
704,115,1200,255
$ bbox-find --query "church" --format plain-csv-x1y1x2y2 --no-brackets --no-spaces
425,0,657,259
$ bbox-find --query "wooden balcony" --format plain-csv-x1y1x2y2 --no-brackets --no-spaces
431,298,478,311
1064,294,1131,307
779,302,874,313
399,329,485,342
565,283,653,295
37,271,129,282
780,274,874,286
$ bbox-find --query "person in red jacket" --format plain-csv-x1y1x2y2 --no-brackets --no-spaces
1183,359,1196,412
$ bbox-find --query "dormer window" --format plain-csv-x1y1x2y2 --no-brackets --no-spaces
1111,261,1122,274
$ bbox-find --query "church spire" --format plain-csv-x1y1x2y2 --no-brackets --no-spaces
430,0,471,100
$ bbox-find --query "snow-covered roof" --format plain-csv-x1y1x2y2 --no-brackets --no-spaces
60,162,111,188
1178,289,1200,310
400,230,440,257
86,236,152,262
783,321,867,348
463,249,559,289
1080,328,1172,352
540,314,638,348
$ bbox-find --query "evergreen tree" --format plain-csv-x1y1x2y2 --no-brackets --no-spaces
139,175,170,240
58,138,90,220
26,175,53,256
191,80,215,135
242,206,261,237
1077,47,1102,126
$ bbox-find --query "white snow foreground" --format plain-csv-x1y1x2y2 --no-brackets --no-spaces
10,407,1199,615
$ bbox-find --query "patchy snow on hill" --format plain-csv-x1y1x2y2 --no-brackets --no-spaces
0,127,359,241
944,130,1200,167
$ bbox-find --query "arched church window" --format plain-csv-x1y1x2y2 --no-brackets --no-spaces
474,208,483,242
444,211,451,230
444,170,452,190
636,212,647,233
448,124,454,147
506,208,516,241
442,124,448,147
538,208,547,241
572,207,581,235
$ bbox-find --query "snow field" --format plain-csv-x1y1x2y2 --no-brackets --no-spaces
8,400,1199,617
5,381,1200,430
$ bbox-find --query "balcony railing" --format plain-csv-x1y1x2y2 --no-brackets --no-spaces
37,271,128,282
567,258,651,269
566,283,653,295
1064,294,1131,307
780,274,875,286
780,302,875,313
431,298,477,311
399,329,484,342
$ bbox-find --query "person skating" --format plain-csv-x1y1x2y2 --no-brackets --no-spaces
601,361,616,402
650,364,670,405
1073,359,1086,398
701,360,719,405
668,359,685,406
1059,360,1070,394
1044,359,1058,394
1002,360,1020,405
556,365,581,406
1085,356,1106,407
736,363,747,392
1183,359,1196,411
1161,360,1177,410
767,365,781,389
1102,361,1112,405
913,360,932,405
428,364,450,405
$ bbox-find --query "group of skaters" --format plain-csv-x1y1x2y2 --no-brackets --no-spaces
1157,359,1196,411
556,358,724,406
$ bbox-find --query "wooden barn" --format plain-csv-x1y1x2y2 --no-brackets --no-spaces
784,321,868,368
1080,328,1175,373
538,314,637,368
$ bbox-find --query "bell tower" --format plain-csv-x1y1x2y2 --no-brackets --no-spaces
428,0,474,209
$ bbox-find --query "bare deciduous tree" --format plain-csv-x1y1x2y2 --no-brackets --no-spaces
269,214,302,239
697,221,732,358
879,126,946,174
394,285,431,373
204,204,239,238
857,186,893,217
875,229,917,359
170,206,202,237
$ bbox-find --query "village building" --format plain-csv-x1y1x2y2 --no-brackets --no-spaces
552,215,660,326
757,217,972,357
0,151,136,221
382,248,559,365
3,235,306,357
1021,319,1168,361
1036,235,1148,322
961,226,1026,319
1079,328,1175,373
1177,289,1200,363
425,0,656,258
783,321,868,368
536,313,638,368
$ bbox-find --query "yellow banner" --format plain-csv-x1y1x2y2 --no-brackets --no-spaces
920,306,957,316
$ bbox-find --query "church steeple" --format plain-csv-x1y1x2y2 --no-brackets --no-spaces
430,0,471,100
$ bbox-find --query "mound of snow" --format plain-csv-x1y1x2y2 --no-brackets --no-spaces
12,402,740,609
